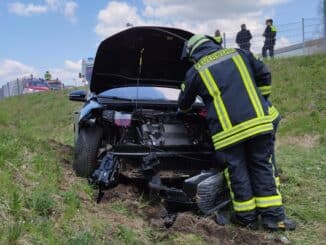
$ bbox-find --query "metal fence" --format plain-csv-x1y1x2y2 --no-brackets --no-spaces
0,78,26,100
221,17,326,56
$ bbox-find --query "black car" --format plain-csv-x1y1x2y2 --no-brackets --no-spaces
69,27,228,214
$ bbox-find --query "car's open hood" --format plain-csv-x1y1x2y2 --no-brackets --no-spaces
90,26,194,94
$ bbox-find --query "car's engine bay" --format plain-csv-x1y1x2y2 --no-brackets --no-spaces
102,108,212,149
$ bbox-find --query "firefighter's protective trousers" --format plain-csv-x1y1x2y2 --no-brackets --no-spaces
220,134,284,221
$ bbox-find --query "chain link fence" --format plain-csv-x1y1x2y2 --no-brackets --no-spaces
0,78,27,100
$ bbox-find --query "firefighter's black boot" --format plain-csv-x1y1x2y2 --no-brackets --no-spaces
231,214,258,230
262,216,297,231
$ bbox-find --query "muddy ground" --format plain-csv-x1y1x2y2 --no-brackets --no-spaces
50,140,287,244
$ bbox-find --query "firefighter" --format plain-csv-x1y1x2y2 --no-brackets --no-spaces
179,34,296,231
262,19,277,58
214,29,223,46
236,24,252,51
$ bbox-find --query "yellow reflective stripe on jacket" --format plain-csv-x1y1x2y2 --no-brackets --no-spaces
258,85,272,95
199,69,232,130
195,48,236,70
213,123,273,150
212,115,273,142
268,105,279,121
224,169,256,212
271,25,277,32
255,194,282,208
232,55,265,118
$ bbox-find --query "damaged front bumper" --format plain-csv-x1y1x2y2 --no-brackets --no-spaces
90,151,229,214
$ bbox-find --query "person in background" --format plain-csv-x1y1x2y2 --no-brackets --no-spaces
262,19,277,58
214,29,223,46
236,24,252,51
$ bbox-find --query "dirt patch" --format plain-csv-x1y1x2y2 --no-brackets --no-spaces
48,139,73,156
169,212,282,244
47,139,77,191
47,139,74,168
102,184,141,202
277,134,320,149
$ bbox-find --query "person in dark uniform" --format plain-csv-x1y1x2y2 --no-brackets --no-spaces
236,24,252,51
214,29,223,46
262,19,277,58
179,34,296,231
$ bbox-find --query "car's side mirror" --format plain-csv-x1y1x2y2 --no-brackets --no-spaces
69,90,87,102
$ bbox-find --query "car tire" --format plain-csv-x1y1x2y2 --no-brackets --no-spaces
73,125,103,177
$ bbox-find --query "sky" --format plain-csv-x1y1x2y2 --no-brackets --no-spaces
0,0,323,86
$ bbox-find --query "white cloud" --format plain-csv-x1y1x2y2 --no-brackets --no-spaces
275,36,292,49
63,1,78,22
95,0,292,54
48,68,79,85
95,1,145,38
64,59,82,71
45,0,61,9
8,2,48,16
48,59,82,85
259,0,289,5
8,0,78,22
0,60,37,86
142,0,289,20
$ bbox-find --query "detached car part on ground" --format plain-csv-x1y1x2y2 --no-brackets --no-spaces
69,27,229,215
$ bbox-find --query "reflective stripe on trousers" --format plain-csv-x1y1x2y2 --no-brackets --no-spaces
225,167,283,211
224,168,256,212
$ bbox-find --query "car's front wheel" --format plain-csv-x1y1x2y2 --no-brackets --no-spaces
73,125,103,177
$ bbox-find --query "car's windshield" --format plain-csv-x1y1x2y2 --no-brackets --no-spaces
98,87,202,103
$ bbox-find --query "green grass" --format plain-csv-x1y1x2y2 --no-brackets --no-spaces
0,54,325,244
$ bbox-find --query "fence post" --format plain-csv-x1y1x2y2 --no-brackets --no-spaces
302,18,305,54
17,79,20,95
223,32,226,48
7,83,11,97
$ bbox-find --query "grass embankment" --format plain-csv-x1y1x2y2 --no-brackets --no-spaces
0,54,325,244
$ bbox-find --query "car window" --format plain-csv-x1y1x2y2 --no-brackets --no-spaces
98,87,202,103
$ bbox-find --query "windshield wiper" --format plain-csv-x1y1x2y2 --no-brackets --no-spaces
98,96,134,101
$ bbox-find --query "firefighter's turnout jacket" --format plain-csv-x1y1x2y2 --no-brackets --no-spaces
179,41,275,150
